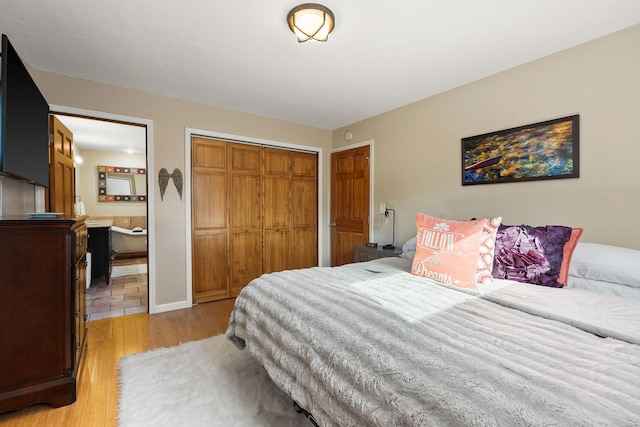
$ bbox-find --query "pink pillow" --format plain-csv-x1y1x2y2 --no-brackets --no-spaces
411,213,502,290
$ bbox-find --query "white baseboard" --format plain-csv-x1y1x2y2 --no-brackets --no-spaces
150,300,192,314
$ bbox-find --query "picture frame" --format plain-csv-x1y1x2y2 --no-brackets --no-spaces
461,115,579,186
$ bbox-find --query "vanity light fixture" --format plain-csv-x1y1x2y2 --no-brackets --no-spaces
287,3,335,42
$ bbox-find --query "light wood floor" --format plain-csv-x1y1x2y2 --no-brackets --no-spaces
0,299,236,427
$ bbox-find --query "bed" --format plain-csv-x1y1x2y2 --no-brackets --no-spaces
226,214,640,426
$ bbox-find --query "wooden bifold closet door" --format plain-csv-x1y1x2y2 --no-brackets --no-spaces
191,137,317,303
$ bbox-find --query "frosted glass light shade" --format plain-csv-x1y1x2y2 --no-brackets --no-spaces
287,4,335,42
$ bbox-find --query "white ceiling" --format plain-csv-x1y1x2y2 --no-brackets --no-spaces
2,0,640,152
55,115,146,154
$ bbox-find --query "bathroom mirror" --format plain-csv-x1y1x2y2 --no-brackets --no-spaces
98,165,147,202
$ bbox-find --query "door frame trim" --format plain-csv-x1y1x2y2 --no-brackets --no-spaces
331,139,375,242
49,104,157,313
184,127,323,307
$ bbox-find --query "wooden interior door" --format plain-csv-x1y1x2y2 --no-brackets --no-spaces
191,138,229,303
330,145,370,266
48,116,75,217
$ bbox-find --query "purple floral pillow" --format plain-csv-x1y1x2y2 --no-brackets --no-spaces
492,224,572,287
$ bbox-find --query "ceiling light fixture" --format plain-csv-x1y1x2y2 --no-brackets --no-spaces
287,3,335,43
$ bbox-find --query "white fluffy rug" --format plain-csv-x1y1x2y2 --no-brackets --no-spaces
118,335,308,427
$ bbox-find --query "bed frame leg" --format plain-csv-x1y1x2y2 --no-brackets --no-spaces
293,401,319,426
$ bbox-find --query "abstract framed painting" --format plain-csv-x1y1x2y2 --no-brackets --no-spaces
462,115,579,186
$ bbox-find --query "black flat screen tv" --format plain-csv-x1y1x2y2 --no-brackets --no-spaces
0,34,50,187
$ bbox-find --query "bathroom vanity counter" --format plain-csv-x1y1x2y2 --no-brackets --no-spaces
86,220,113,228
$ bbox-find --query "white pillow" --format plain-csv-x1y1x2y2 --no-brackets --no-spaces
401,236,417,254
569,242,640,288
568,276,640,299
400,250,415,260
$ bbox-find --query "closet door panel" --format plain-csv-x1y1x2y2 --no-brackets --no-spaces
192,138,227,169
264,230,291,274
292,152,316,178
263,149,290,228
229,174,262,293
292,152,318,269
230,231,262,296
192,233,228,302
263,176,290,228
229,143,262,295
230,175,261,230
191,138,229,302
292,227,317,269
263,149,290,174
230,144,260,173
292,179,317,227
192,173,227,230
263,149,292,273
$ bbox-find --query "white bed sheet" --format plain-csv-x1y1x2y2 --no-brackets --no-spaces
568,275,640,299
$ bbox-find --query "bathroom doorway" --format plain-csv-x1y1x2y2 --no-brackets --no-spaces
53,111,151,320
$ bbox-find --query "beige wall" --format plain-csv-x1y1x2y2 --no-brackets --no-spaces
31,71,332,311
0,177,38,216
333,24,640,251
27,23,639,312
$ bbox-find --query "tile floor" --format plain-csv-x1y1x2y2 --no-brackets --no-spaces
86,257,148,321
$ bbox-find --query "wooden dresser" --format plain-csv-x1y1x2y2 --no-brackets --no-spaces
0,216,88,413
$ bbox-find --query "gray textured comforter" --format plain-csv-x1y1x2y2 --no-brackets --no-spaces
226,258,640,426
